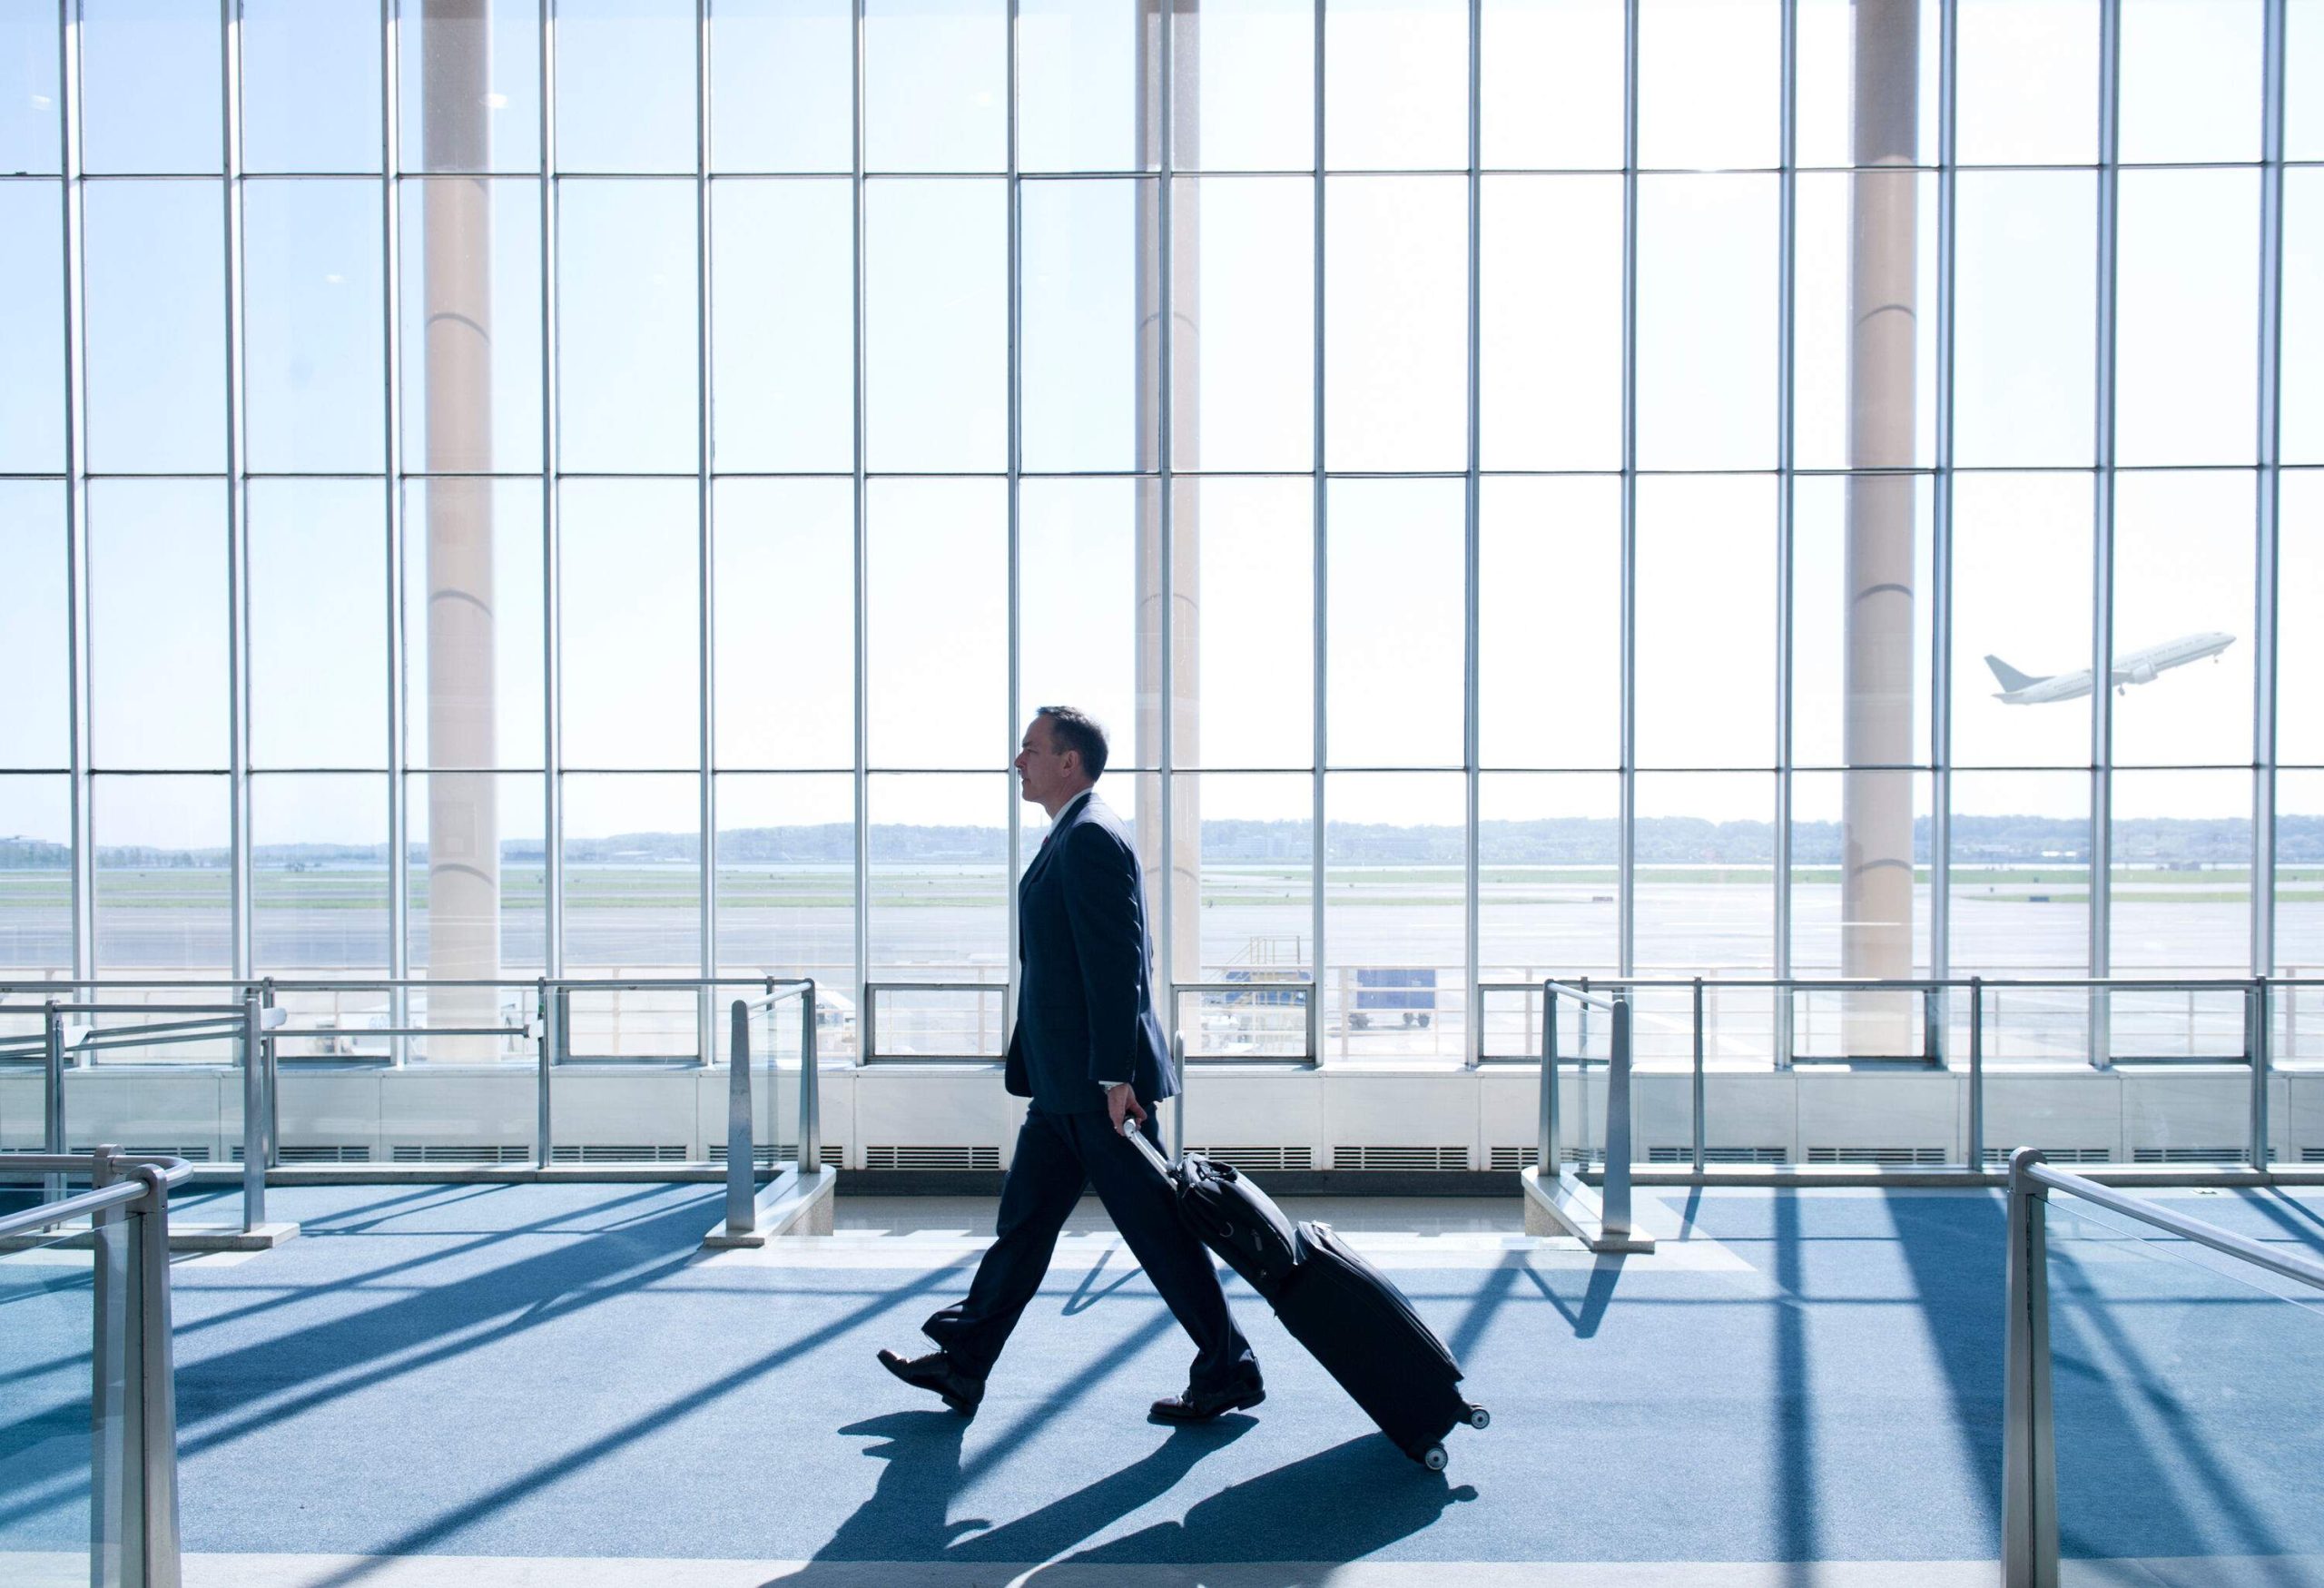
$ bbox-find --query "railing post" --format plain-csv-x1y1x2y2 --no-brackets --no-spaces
260,978,278,1172
1305,981,1319,1065
1969,977,1985,1174
862,984,878,1064
1691,976,1706,1175
724,998,753,1238
800,981,822,1171
1923,983,1941,1066
89,1142,131,1581
2001,1148,2058,1588
1603,995,1633,1244
1540,986,1558,1178
240,988,264,1233
535,979,554,1170
128,1162,182,1588
1173,1031,1187,1161
2249,978,2270,1172
43,1002,65,1202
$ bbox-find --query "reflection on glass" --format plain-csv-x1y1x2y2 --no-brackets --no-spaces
714,0,854,173
0,776,70,972
1184,478,1312,769
1637,0,1780,170
1955,0,2099,166
1789,769,1930,1058
557,181,699,473
1636,175,1778,470
711,179,853,473
1481,0,1623,171
94,774,230,974
1325,176,1466,470
81,0,221,174
399,0,543,175
1324,772,1465,1064
1019,479,1141,763
865,179,1006,471
0,184,64,473
1950,472,2093,770
1480,175,1621,471
1325,0,1469,172
250,481,386,771
1183,0,1314,172
1635,475,1776,769
1792,173,1935,473
241,0,381,174
400,178,544,476
252,774,389,974
1793,0,1939,172
1021,179,1151,473
867,478,1005,769
555,0,696,173
407,770,546,988
2111,471,2253,768
244,181,387,473
0,1224,99,1558
2117,170,2259,469
714,478,856,770
83,182,225,473
404,478,545,771
560,480,700,769
90,481,228,771
1955,172,2097,469
1020,0,1147,174
1791,475,1933,771
0,485,67,770
866,0,1007,173
1479,477,1620,769
1171,176,1313,472
1327,478,1463,769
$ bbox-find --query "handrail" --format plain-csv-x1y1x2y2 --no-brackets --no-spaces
1538,981,1637,1248
718,981,822,1241
2000,1147,2324,1586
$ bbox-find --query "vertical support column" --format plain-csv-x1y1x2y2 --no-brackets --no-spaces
131,1164,182,1588
1602,996,1634,1242
540,0,566,985
89,1145,130,1583
1309,0,1329,1041
60,6,95,983
724,997,753,1235
1691,975,1706,1173
535,976,554,1168
222,0,252,984
2252,0,2286,990
1539,991,1558,1176
1930,0,1960,985
2088,0,2122,1070
851,0,872,1057
240,988,264,1231
800,982,822,1169
2000,1149,2058,1588
2250,979,2271,1170
694,0,718,1060
1616,0,1639,979
1462,0,1483,1070
381,0,410,1067
1968,973,1984,1170
43,1005,65,1202
1005,0,1023,1041
1773,0,1797,1064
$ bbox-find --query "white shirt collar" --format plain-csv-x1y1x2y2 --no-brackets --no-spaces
1053,787,1096,826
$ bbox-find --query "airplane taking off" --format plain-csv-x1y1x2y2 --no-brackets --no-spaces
1985,632,2235,704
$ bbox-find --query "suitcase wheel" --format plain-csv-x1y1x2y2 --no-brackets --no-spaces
1467,1406,1491,1431
1420,1445,1449,1472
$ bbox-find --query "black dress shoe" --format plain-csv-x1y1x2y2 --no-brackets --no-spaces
1149,1382,1265,1424
877,1347,985,1415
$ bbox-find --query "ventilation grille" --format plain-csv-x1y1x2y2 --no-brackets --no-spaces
863,1145,1000,1171
1188,1146,1314,1173
1648,1145,1789,1165
1332,1145,1471,1172
708,1143,845,1169
235,1144,372,1165
2132,1146,2245,1164
549,1144,690,1165
2307,1148,2324,1165
1981,1147,2113,1167
1487,1145,1607,1169
391,1144,529,1165
70,1144,212,1162
1807,1146,1947,1166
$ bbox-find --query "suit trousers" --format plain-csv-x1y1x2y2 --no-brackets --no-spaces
921,1107,1260,1396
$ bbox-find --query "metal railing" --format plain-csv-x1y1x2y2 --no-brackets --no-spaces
858,981,1008,1061
1999,1147,2324,1586
0,1148,193,1588
1541,980,1638,1248
718,981,822,1242
1173,980,1319,1064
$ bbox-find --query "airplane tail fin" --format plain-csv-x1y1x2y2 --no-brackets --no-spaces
1984,655,2046,693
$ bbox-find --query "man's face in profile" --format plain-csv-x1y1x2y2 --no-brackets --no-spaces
1014,715,1078,809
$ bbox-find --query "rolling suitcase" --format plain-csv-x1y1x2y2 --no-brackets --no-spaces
1121,1119,1490,1469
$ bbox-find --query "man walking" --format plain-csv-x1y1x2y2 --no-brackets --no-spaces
878,706,1264,1422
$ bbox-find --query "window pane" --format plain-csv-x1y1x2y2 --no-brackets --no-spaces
1480,477,1620,769
0,2,60,175
2283,471,2324,764
2118,170,2258,468
867,478,1005,768
252,774,389,975
1183,0,1314,172
84,182,225,473
1635,475,1776,768
250,481,387,770
1950,472,2092,769
1793,171,1935,472
1795,0,1939,172
562,773,702,974
2119,0,2261,165
2112,768,2249,980
400,177,545,475
560,480,700,768
1788,768,1931,979
1956,0,2099,166
241,0,381,173
716,774,856,1001
1325,0,1468,172
711,178,853,472
1792,475,1933,770
244,180,386,474
1480,174,1621,470
867,772,1008,991
558,181,699,473
90,480,228,770
408,771,546,994
1635,175,1777,470
1327,478,1463,767
0,182,64,472
93,774,230,974
2112,471,2254,767
0,777,70,974
1020,0,1147,174
1020,478,1143,766
1479,772,1618,984
0,483,67,770
714,0,854,173
865,0,1007,173
865,179,1006,471
2288,170,2324,466
1324,772,1465,1065
2277,770,2324,985
1955,171,2096,469
1184,769,1312,975
1481,0,1623,171
1634,770,1775,995
556,0,696,173
1021,178,1151,473
1638,0,1779,171
399,0,542,175
713,478,855,770
1324,175,1466,471
81,0,220,174
1184,478,1312,768
2295,0,2324,159
1172,176,1312,472
1949,768,2089,976
405,478,546,770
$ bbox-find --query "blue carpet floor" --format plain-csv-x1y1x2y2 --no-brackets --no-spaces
4,1183,2321,1572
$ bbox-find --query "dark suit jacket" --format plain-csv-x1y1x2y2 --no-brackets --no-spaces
1002,790,1176,1113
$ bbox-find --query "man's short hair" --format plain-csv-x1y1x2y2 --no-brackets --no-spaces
1035,705,1109,780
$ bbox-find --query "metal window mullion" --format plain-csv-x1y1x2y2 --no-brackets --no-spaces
223,0,252,982
696,0,716,1053
2253,0,2287,981
1462,0,1482,1067
1931,0,1960,981
60,4,93,980
382,0,410,1062
1617,0,1639,980
2090,0,2121,1062
540,0,564,980
1773,0,1797,1067
1311,0,1328,1046
1157,0,1178,1042
852,0,871,1038
1005,0,1022,1041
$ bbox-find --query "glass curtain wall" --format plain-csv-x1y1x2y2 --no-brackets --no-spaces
0,0,2312,1069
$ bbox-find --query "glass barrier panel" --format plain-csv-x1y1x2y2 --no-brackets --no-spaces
2107,986,2250,1064
1475,984,1542,1063
0,1218,100,1588
872,985,1006,1060
2045,1191,2324,1577
1180,982,1311,1060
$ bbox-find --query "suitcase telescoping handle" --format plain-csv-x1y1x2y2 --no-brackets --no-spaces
1118,1114,1175,1176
